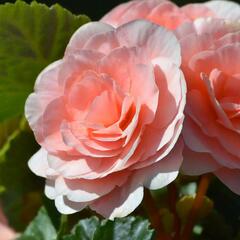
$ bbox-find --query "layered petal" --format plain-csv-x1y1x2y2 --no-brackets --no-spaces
26,20,185,217
180,17,240,195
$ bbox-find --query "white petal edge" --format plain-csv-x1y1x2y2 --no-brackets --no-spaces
55,195,88,215
141,139,183,190
28,148,49,178
205,0,240,21
116,20,181,66
90,182,143,220
65,22,114,56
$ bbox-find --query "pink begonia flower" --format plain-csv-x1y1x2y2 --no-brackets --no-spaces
175,18,240,194
25,20,186,219
0,206,16,240
101,0,240,30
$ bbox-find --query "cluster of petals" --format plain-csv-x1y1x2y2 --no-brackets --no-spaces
101,0,240,30
25,19,186,218
102,0,240,195
176,18,240,194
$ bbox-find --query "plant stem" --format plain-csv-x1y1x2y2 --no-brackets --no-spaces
168,183,181,240
57,214,68,240
180,174,212,240
143,189,172,240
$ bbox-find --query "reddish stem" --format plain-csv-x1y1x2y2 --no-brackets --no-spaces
180,174,212,240
168,183,181,240
143,189,172,240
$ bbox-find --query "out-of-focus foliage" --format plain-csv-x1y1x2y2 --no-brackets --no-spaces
18,207,154,240
176,195,214,223
92,217,153,240
18,207,57,240
0,0,89,122
0,0,90,231
63,217,100,240
0,126,42,230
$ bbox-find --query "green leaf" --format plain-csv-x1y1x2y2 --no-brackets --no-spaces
0,128,42,230
63,217,100,240
93,217,154,240
0,0,90,122
63,217,153,240
0,117,25,161
57,215,69,240
18,207,57,240
0,1,89,228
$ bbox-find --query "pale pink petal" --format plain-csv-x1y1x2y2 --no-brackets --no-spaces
62,50,104,90
90,179,143,220
190,44,240,76
215,168,240,194
125,63,185,168
0,223,16,240
181,4,214,20
205,0,240,21
65,22,114,56
85,91,121,127
45,179,57,200
57,158,103,179
64,171,130,202
0,207,7,226
116,20,181,66
83,31,120,55
136,139,183,190
83,138,124,152
0,207,16,240
67,70,105,113
132,117,184,170
55,196,88,215
26,16,185,217
181,146,220,175
61,126,123,158
121,102,141,145
129,63,159,123
101,0,163,27
147,1,189,29
37,97,71,153
28,148,49,178
186,88,240,159
101,1,138,27
152,60,186,129
214,31,240,49
116,0,163,21
175,18,231,42
201,71,233,129
99,47,136,93
183,116,240,169
25,60,63,131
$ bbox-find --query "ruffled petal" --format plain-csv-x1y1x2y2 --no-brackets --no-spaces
205,0,240,21
215,168,240,195
116,20,181,66
181,146,220,175
28,148,49,178
90,179,143,220
65,22,114,56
